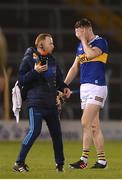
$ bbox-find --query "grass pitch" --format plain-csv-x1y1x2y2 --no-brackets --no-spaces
0,140,122,179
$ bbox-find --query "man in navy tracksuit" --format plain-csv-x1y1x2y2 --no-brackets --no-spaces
13,33,71,172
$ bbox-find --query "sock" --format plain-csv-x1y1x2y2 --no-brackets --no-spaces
97,152,107,165
80,149,89,164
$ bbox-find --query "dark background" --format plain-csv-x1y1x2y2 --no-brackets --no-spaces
0,0,122,120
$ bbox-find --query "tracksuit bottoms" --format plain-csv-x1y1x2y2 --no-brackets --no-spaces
16,107,64,165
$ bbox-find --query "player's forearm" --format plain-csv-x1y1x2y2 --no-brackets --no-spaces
82,39,95,59
64,67,78,85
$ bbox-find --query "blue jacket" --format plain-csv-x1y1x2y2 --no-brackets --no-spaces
18,47,68,108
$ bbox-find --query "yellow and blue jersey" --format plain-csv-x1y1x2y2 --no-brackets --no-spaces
76,35,108,85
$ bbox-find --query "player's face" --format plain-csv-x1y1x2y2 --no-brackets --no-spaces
75,27,84,39
75,27,89,40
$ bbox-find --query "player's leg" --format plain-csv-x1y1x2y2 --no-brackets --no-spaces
45,108,64,172
91,111,107,168
81,104,100,159
91,84,108,168
69,103,99,169
13,107,43,172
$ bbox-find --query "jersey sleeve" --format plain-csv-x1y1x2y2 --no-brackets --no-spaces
94,38,108,53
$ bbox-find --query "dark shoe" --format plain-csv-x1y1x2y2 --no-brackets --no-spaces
13,162,29,172
69,160,87,169
56,164,64,172
91,162,107,169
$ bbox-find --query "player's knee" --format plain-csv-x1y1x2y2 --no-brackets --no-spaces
92,125,99,135
81,119,90,129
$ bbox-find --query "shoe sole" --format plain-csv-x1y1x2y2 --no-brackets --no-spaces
69,164,87,169
13,168,28,172
69,165,75,169
91,165,108,169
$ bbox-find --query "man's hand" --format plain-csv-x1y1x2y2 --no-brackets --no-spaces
34,62,48,73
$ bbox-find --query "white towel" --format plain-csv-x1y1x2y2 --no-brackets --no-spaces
12,81,22,123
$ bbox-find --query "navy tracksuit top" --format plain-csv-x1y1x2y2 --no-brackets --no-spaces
18,47,68,108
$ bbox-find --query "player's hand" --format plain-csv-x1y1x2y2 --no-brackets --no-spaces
63,88,71,98
34,62,48,73
75,28,87,42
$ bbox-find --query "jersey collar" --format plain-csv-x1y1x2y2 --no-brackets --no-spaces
88,35,99,44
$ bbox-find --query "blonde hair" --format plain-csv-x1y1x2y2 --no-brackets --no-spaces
35,33,52,47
